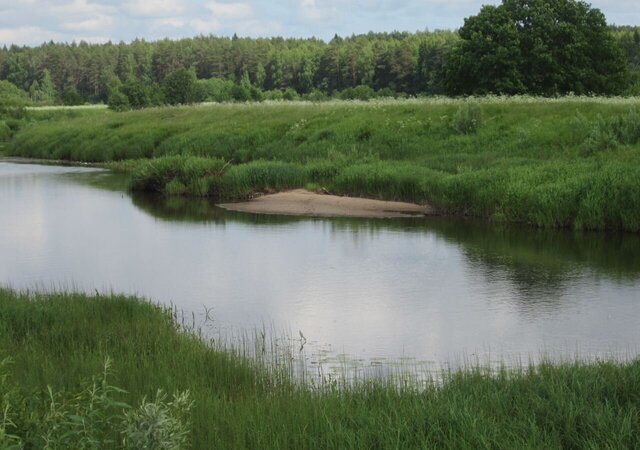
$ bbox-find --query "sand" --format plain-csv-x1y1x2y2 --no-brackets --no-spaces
218,189,433,218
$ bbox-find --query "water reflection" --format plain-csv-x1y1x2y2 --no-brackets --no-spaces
1,162,639,374
133,192,640,286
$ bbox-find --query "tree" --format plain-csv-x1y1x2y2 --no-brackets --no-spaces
162,67,197,105
40,69,58,104
29,80,40,102
61,86,83,106
108,90,130,111
0,80,28,119
446,0,628,96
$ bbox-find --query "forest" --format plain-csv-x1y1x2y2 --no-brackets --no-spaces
0,23,639,108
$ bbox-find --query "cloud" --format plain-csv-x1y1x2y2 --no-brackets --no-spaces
125,0,186,18
0,0,638,46
153,18,187,29
0,26,63,46
51,0,114,16
190,18,222,34
205,1,253,20
61,15,114,32
299,0,344,21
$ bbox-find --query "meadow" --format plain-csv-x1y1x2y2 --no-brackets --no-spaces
7,97,640,231
1,288,639,449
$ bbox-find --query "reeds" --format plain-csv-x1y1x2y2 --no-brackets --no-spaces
1,288,639,449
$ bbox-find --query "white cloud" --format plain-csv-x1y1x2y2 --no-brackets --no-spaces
71,35,111,43
125,0,186,18
234,19,282,36
153,18,187,29
0,26,63,46
0,0,638,46
299,0,351,22
62,14,114,32
190,18,222,34
205,1,253,20
51,0,114,16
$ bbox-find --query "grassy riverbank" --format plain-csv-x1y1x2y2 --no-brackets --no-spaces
8,97,640,230
1,288,639,449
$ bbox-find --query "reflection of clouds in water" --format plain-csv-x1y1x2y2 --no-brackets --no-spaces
1,162,640,368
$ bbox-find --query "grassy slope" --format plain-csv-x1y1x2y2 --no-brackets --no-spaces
9,98,640,231
1,289,639,449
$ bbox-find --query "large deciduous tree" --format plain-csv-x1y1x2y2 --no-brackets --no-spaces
446,0,628,96
163,67,197,105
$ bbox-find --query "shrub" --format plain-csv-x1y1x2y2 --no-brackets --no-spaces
62,87,83,106
0,358,192,449
231,84,251,102
130,156,227,196
452,103,483,134
610,108,640,145
282,88,299,101
303,89,329,102
0,121,11,141
108,91,131,112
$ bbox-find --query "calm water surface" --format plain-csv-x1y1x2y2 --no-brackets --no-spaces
1,162,639,374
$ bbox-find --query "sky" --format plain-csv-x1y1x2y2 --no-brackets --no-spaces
1,0,639,47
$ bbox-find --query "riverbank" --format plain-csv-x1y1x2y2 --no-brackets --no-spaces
1,288,638,449
6,98,640,230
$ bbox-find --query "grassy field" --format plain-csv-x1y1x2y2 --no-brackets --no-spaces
7,97,640,231
1,288,639,449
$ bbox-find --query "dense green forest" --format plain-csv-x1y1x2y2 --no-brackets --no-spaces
0,27,638,107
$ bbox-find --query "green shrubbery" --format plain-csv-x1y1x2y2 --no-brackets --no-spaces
451,103,483,134
0,358,191,449
11,99,640,231
131,156,227,196
572,108,640,154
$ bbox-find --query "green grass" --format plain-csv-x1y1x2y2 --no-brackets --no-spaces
9,97,640,231
1,288,639,449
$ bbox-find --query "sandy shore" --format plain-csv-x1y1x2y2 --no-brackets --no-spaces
218,189,433,218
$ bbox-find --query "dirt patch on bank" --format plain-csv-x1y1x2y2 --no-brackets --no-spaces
218,189,433,218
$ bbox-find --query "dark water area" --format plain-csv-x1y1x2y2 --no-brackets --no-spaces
1,162,639,375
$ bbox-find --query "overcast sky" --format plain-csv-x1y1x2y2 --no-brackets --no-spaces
1,0,638,47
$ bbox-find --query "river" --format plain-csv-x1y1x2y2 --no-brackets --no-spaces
1,162,639,378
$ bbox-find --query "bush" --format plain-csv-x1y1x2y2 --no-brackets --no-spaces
282,88,299,101
62,87,83,106
130,156,227,196
337,85,378,101
163,68,197,105
610,108,640,145
202,78,235,102
303,89,329,102
108,91,131,112
0,121,11,141
452,103,483,134
0,358,192,449
231,84,251,102
0,80,28,118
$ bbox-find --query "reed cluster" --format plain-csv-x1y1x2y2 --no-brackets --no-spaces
1,288,639,449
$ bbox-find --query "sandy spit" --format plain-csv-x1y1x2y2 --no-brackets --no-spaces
218,189,433,218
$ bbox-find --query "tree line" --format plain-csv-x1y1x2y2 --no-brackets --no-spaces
0,0,639,108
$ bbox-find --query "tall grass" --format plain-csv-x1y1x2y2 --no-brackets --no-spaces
1,288,639,449
9,98,640,231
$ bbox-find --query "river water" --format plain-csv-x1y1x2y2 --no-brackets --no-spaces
1,162,639,377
